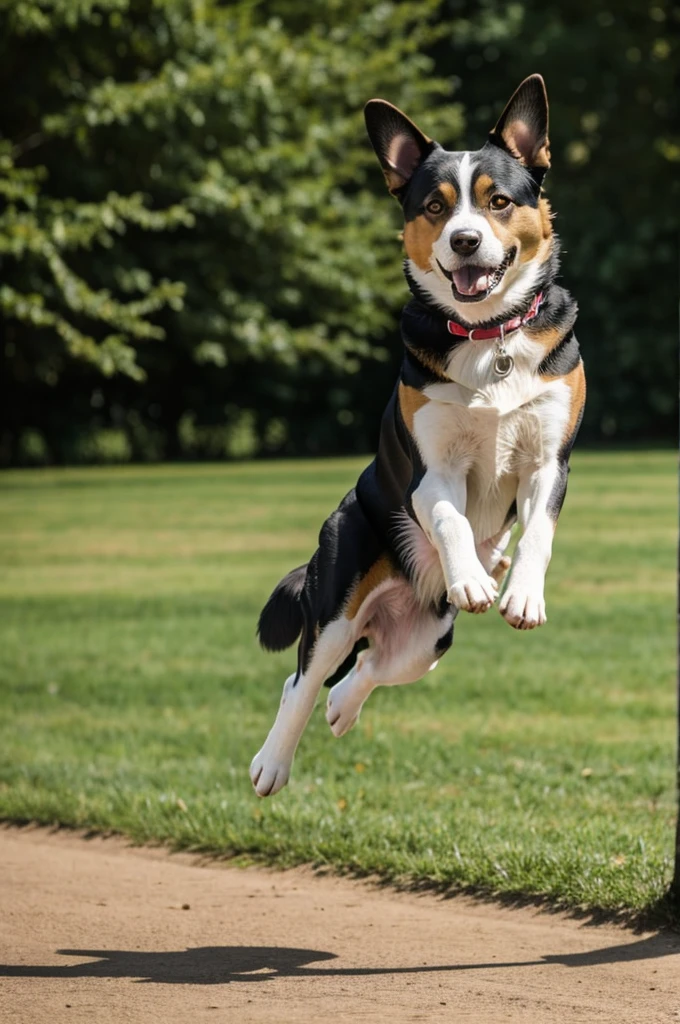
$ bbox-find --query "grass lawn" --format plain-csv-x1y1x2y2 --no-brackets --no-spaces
0,452,676,915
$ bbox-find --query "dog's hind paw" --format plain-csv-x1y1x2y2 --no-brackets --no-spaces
249,748,291,797
326,677,367,738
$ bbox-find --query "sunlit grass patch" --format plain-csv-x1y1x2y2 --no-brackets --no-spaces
0,451,675,913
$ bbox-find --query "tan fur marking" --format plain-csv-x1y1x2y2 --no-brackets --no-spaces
439,182,458,207
345,554,396,620
538,196,552,237
514,208,548,262
563,361,586,444
493,207,543,262
485,208,512,250
491,556,512,585
398,382,429,432
474,173,494,208
405,346,448,381
529,322,563,352
403,214,447,271
402,182,457,269
486,196,552,264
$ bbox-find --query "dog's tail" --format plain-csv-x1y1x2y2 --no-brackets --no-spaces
257,564,308,652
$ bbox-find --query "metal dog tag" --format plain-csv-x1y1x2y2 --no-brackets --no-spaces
493,352,514,378
492,323,514,378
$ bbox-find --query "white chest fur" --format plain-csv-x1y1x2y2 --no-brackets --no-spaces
435,328,548,414
411,330,571,541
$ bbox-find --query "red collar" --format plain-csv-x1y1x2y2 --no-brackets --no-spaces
447,292,544,342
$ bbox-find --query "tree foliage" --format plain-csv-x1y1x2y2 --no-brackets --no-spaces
0,0,677,464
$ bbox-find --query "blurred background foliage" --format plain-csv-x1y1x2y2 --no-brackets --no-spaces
0,0,677,466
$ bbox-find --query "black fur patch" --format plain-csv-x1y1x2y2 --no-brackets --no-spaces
258,564,307,652
538,331,581,377
323,638,370,689
562,401,585,463
295,489,385,677
400,295,466,373
401,143,541,224
547,398,585,521
355,382,423,549
435,623,454,656
547,462,570,521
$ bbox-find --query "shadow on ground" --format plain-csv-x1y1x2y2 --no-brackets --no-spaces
1,934,678,985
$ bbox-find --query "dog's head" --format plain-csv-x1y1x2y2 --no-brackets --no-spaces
365,75,555,324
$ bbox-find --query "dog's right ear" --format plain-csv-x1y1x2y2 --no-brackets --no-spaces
364,100,433,196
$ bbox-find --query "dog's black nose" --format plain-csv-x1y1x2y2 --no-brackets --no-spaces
450,229,482,256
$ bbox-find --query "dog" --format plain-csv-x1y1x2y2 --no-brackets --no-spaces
250,74,585,797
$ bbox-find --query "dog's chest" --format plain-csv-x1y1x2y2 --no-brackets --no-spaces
413,393,544,482
411,331,571,534
440,329,547,412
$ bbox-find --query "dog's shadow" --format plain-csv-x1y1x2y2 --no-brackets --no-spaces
0,934,677,985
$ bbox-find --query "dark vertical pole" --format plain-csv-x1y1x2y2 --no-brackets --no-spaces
672,545,680,910
671,275,680,913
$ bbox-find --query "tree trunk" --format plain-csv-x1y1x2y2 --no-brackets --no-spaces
670,443,680,910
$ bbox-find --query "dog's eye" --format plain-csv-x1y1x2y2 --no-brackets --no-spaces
490,194,511,211
425,199,444,215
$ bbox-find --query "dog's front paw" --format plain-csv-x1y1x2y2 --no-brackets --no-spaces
249,746,292,797
447,571,498,613
499,586,546,630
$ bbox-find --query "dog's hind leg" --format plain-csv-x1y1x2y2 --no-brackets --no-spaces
250,617,354,797
325,648,377,738
327,581,454,737
251,486,388,795
477,524,514,585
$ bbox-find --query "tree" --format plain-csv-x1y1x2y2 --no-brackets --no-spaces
0,0,461,463
1,0,678,463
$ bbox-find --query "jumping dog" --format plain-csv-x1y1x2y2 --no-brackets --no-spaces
250,75,585,797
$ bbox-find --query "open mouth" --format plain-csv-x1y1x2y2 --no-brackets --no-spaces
437,247,517,303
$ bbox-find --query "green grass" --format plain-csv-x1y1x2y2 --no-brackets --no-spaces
0,453,676,914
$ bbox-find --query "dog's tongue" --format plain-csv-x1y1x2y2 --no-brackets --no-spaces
452,266,491,296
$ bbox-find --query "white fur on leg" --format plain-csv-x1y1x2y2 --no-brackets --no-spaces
326,659,375,738
447,572,498,613
499,463,558,630
250,619,353,796
498,576,546,629
412,472,498,614
477,525,513,572
249,674,297,796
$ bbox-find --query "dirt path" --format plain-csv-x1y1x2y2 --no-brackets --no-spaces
1,826,679,1024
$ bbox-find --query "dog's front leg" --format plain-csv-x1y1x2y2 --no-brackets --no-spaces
499,459,565,629
412,470,498,613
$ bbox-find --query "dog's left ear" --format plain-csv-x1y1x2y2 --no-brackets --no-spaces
364,99,434,196
489,74,550,184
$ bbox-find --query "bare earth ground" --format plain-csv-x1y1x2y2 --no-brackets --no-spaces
1,826,679,1024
